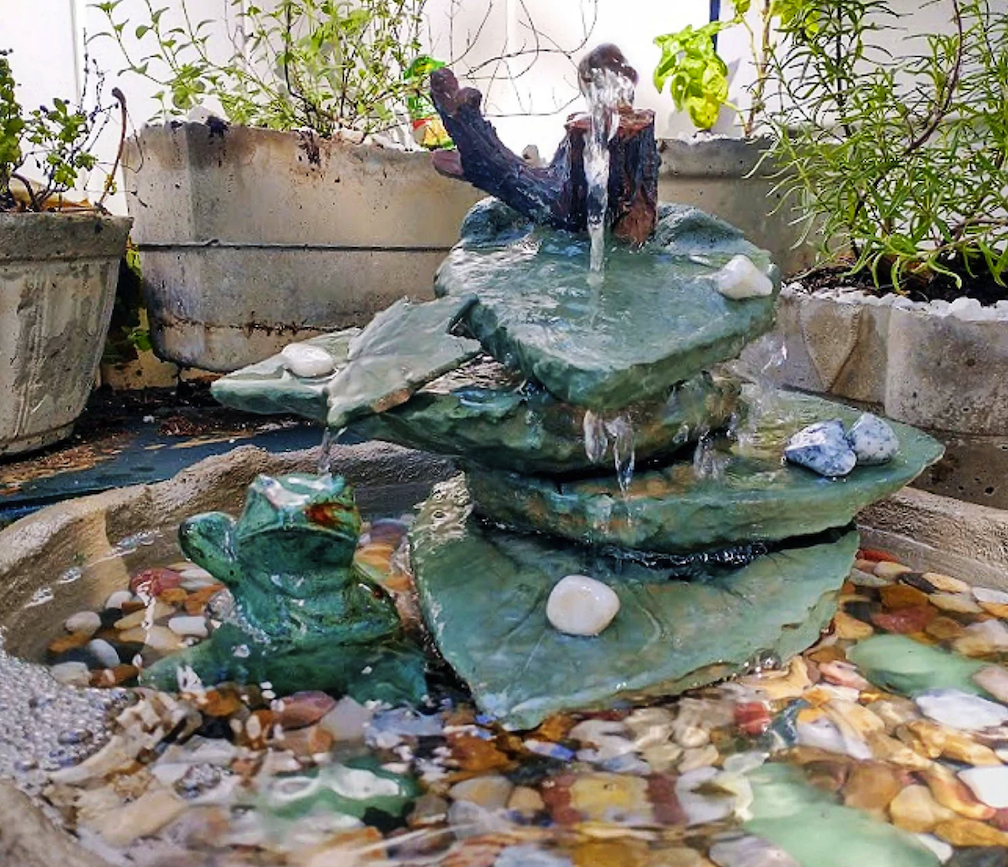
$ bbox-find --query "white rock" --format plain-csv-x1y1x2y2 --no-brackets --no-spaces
319,696,374,742
797,717,872,760
714,255,774,300
958,766,1008,809
105,590,133,610
546,574,620,636
65,610,101,637
180,567,218,589
915,688,1008,731
50,661,91,687
281,342,335,378
709,835,800,867
928,299,952,315
168,615,209,638
676,766,736,826
949,296,982,318
846,412,899,465
892,295,917,309
87,639,120,668
972,586,1008,606
569,718,634,762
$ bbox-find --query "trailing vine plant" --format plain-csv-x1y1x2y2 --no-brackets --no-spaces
764,0,1008,295
0,48,126,212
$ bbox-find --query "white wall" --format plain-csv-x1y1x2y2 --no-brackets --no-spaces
3,0,994,213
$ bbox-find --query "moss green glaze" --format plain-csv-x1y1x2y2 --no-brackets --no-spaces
466,387,944,554
211,295,482,431
745,763,940,867
409,475,858,730
351,359,740,475
434,200,780,411
141,473,427,704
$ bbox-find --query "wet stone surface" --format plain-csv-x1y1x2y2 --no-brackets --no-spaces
13,524,1008,866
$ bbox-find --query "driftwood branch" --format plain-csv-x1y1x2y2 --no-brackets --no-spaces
430,67,658,244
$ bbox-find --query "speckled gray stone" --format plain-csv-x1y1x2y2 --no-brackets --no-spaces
847,412,899,466
784,420,857,478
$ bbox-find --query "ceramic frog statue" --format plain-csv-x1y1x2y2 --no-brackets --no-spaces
142,473,427,704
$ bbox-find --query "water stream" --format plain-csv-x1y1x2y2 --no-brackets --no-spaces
578,58,635,276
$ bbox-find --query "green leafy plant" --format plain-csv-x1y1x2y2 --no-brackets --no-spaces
95,0,439,139
654,0,789,134
765,0,1008,294
0,48,125,212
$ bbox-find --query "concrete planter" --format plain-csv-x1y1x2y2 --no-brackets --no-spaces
762,286,1008,506
657,135,815,277
0,212,131,456
123,123,482,372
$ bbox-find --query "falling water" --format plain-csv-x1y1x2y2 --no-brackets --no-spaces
317,427,343,475
605,415,636,494
578,48,636,275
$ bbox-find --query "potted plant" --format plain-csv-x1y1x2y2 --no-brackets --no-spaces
650,0,816,274
0,49,131,456
96,0,481,372
749,0,1008,506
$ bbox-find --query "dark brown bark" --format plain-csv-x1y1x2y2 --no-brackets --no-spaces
430,68,658,245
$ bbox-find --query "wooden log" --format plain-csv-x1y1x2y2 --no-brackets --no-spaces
430,68,658,245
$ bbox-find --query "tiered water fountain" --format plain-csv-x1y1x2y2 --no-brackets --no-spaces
15,45,1008,867
204,46,942,728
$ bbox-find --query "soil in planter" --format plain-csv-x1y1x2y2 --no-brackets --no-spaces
801,261,1006,306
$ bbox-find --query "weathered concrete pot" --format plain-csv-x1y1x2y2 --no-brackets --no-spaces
123,123,483,372
0,212,131,456
759,286,1008,507
657,135,815,277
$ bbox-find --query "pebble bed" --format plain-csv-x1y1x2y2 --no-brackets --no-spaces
16,522,1008,867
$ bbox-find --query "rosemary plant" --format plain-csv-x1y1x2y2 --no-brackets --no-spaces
766,0,1008,294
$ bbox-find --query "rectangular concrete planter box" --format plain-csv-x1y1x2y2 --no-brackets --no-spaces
657,136,816,277
757,286,1008,508
0,212,131,456
123,123,483,372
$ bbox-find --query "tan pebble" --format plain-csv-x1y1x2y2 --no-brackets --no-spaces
843,761,906,812
184,584,226,615
47,632,91,656
880,584,930,610
924,765,997,820
874,561,913,580
974,665,1008,704
865,731,933,771
407,793,449,828
93,788,187,846
158,587,189,605
833,611,874,640
954,619,1008,657
89,664,139,688
889,784,955,833
644,847,714,867
571,839,652,867
854,559,878,573
642,742,684,773
925,616,967,641
240,709,272,749
274,724,334,757
114,601,175,630
507,785,545,817
678,744,719,773
866,698,920,733
980,602,1008,619
930,593,983,614
923,572,970,594
902,720,1002,766
933,817,1008,847
740,656,811,700
569,773,652,823
449,774,514,810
